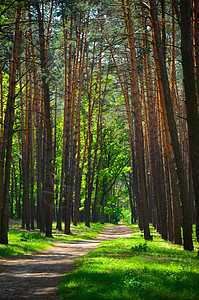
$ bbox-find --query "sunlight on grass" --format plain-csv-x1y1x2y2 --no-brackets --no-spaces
51,222,105,241
0,221,105,257
59,224,199,300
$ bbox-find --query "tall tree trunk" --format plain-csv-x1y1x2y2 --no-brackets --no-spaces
57,16,68,231
193,0,199,103
180,0,199,242
28,6,44,232
151,19,182,245
67,17,81,228
64,15,73,234
149,0,193,250
85,41,96,227
73,32,87,226
29,72,35,230
0,68,3,141
17,30,29,230
92,63,109,223
36,3,54,238
122,0,150,240
54,87,58,222
0,6,21,244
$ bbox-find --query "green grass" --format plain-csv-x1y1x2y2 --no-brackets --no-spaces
51,222,106,241
0,220,105,257
0,230,52,257
59,224,199,300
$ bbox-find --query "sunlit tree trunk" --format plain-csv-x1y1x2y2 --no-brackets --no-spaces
122,0,150,240
150,18,182,244
149,0,193,250
0,6,21,244
142,26,167,239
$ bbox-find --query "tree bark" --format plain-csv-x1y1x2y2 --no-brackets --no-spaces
149,0,193,250
180,0,199,242
122,0,150,240
36,3,54,238
0,6,21,244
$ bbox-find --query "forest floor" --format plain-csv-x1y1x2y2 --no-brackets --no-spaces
0,223,132,299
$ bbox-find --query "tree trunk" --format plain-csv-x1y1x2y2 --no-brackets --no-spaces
73,34,86,226
28,7,44,232
36,3,54,238
29,72,35,230
85,41,96,228
180,0,199,242
193,0,199,103
149,0,193,250
64,15,73,234
0,6,21,244
0,68,3,141
122,0,150,240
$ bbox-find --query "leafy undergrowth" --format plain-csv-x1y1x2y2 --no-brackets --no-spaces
59,224,199,300
0,221,105,257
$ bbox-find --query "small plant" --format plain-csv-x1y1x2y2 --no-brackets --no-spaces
131,242,148,252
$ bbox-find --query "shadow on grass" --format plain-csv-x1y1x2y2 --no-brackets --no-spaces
59,265,199,300
0,240,53,257
88,236,199,260
59,227,199,300
0,222,106,258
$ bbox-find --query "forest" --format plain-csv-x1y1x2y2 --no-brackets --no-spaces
0,0,199,256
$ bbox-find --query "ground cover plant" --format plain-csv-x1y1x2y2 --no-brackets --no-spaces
59,224,199,300
0,221,105,257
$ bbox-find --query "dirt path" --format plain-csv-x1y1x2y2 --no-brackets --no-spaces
0,224,132,299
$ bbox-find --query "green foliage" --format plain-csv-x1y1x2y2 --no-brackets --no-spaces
59,224,199,300
122,208,133,224
112,206,124,225
131,242,148,252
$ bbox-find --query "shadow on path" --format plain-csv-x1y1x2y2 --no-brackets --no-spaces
0,223,132,299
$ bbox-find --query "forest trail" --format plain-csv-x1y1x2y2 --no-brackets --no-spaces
0,223,132,299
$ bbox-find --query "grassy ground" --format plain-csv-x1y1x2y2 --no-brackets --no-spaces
0,221,105,257
59,224,199,300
